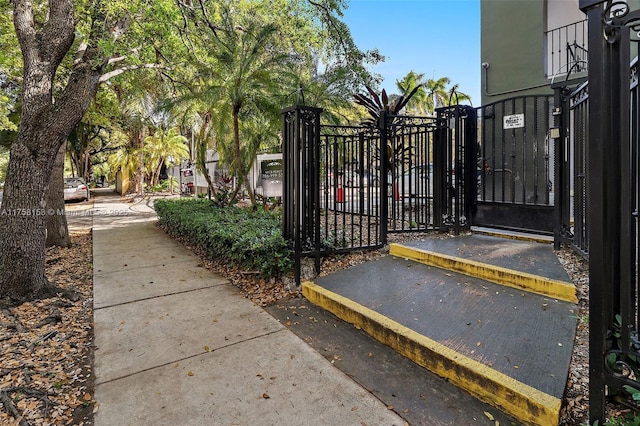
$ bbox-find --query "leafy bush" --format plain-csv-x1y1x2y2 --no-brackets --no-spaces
154,198,292,279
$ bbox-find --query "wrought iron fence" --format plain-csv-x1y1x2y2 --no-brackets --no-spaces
544,19,588,79
578,1,640,422
567,81,589,257
282,105,476,284
319,124,385,253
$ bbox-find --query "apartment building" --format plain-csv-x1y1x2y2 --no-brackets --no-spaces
481,0,587,105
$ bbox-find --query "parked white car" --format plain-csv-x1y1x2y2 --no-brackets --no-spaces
64,177,90,202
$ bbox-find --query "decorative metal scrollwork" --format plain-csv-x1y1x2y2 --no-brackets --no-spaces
602,0,640,42
604,349,640,403
603,316,640,405
389,114,440,130
570,82,589,108
283,106,320,126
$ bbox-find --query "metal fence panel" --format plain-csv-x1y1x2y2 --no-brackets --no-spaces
474,96,555,233
282,105,476,284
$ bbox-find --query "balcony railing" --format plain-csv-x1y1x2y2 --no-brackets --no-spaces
544,19,588,80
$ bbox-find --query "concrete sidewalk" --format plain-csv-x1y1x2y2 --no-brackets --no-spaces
91,193,404,426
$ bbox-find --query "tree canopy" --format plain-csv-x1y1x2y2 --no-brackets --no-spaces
0,0,388,302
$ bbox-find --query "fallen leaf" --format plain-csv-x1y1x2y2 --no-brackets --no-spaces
262,393,270,399
83,393,92,401
484,411,495,421
351,406,358,411
187,371,194,376
204,346,210,352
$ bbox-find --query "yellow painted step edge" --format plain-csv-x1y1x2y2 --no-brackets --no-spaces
303,281,561,426
390,243,578,304
472,229,553,244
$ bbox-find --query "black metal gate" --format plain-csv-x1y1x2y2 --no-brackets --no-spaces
573,1,640,423
282,105,476,284
474,95,556,234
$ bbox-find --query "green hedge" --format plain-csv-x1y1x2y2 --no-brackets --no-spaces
154,198,292,279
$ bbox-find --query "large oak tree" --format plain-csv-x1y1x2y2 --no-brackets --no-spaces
0,0,167,302
0,0,382,303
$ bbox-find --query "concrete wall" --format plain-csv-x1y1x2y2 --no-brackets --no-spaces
480,0,585,105
481,0,548,105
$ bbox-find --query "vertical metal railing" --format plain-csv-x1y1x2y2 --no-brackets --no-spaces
571,82,590,256
579,0,640,422
477,96,554,207
282,105,475,284
318,125,384,253
474,96,555,234
544,19,588,79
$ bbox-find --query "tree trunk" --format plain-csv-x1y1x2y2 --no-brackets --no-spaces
136,132,145,194
0,0,104,303
244,171,256,206
232,109,245,203
0,139,55,301
46,144,71,248
195,118,217,197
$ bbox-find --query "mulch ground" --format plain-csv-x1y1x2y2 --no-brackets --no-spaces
0,230,94,426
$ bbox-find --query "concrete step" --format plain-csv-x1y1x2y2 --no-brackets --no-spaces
390,238,577,303
303,234,577,425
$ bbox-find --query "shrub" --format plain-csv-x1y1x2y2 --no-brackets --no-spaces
154,198,293,279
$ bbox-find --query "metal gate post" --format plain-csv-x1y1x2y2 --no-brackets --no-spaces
462,106,478,231
282,105,323,286
580,0,632,422
553,85,572,250
379,111,389,244
433,110,447,229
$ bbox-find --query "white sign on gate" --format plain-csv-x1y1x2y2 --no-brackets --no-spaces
503,113,525,129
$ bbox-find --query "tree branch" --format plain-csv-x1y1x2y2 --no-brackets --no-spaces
308,0,349,58
41,0,75,67
107,48,141,66
99,63,164,83
0,390,30,426
11,0,37,63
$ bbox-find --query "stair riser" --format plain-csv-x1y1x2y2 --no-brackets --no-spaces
390,244,578,303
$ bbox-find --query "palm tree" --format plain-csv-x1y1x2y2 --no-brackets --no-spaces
203,7,293,206
115,91,155,195
108,146,140,188
424,77,472,112
395,71,429,115
143,127,189,186
424,76,451,113
446,83,472,107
